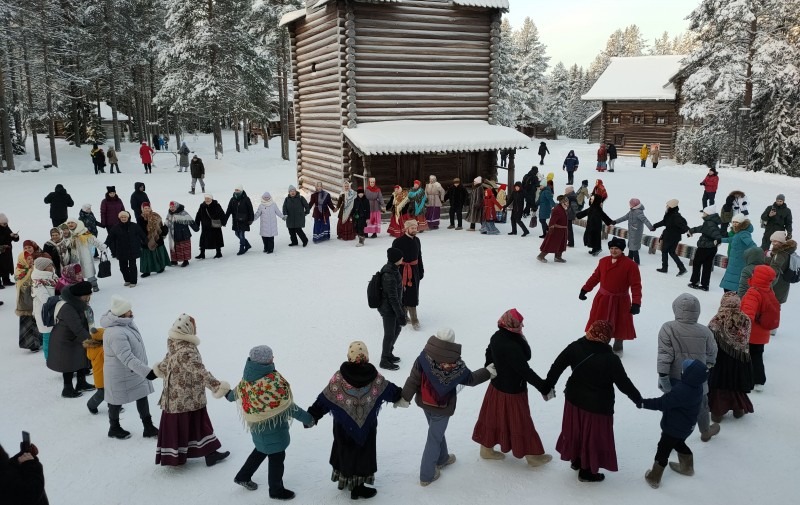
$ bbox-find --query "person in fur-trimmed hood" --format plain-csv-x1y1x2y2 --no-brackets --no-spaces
741,265,781,391
226,346,314,499
400,329,493,487
152,314,231,467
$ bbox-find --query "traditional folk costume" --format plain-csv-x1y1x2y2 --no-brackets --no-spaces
14,242,42,351
139,203,171,274
386,186,409,238
165,202,198,263
336,184,357,241
424,176,445,230
364,178,384,236
310,183,336,243
407,181,428,232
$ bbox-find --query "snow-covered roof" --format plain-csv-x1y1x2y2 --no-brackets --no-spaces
581,55,686,101
343,120,530,156
283,0,508,25
453,0,509,8
582,109,601,126
98,102,129,121
279,9,306,26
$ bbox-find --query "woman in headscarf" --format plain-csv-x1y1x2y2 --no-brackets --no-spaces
165,201,198,267
424,175,445,230
194,194,226,259
406,180,428,232
542,320,643,482
14,240,43,352
386,185,409,238
708,292,754,421
364,177,385,237
64,218,107,292
309,181,336,243
253,192,285,254
42,227,69,277
307,341,403,500
335,181,357,241
472,309,552,467
56,262,83,295
32,256,59,359
138,202,170,277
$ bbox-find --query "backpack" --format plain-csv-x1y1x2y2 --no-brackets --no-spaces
782,252,800,284
41,295,61,328
367,271,383,309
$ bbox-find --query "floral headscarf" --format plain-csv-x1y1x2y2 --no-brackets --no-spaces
708,292,752,361
498,308,524,334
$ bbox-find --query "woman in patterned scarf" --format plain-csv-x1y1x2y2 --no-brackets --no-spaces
14,240,43,351
309,181,336,243
406,180,428,232
308,341,404,500
386,185,409,238
138,202,170,277
64,218,107,291
707,292,754,421
335,181,357,241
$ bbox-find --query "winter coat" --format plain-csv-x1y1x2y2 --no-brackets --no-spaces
689,213,723,249
522,169,540,202
194,200,226,249
613,205,653,251
190,157,205,178
597,144,607,162
139,143,154,164
46,288,91,374
769,239,796,303
466,185,484,223
653,207,689,245
401,336,490,417
309,191,335,221
100,194,125,229
576,185,590,209
575,198,613,250
282,193,310,229
657,294,717,380
582,255,642,341
225,192,255,232
701,174,719,193
377,261,404,319
353,195,370,233
68,224,106,280
130,183,150,224
607,144,618,160
536,186,555,220
540,204,568,254
651,147,661,163
83,330,104,389
166,204,197,248
565,191,579,220
100,311,154,406
504,190,526,218
31,268,57,334
43,185,74,224
639,144,650,161
729,191,749,216
484,327,547,395
642,360,707,440
0,225,18,277
563,153,579,171
439,184,464,211
105,221,146,260
483,191,501,221
253,200,284,238
720,223,757,291
425,181,445,207
741,266,781,345
391,233,424,307
178,144,190,167
107,148,118,164
738,247,767,299
153,333,227,414
761,203,793,240
365,187,384,213
537,143,550,156
41,241,63,278
0,443,49,505
544,337,642,415
79,210,99,236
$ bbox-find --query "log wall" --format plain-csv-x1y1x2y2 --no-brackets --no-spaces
601,100,678,157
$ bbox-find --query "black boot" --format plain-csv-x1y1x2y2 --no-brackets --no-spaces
181,260,189,267
269,488,296,500
108,420,132,440
351,484,377,500
213,249,223,259
196,251,206,259
75,377,96,392
578,469,605,482
379,359,399,371
205,450,230,467
142,416,159,438
656,267,668,273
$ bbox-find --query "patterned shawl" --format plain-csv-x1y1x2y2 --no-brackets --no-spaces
417,351,470,400
320,368,388,445
165,204,194,249
340,188,357,221
315,190,330,213
144,210,165,249
407,186,427,216
708,292,752,362
234,360,295,433
392,190,409,218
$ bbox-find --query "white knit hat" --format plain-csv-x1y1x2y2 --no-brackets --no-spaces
81,203,92,212
473,176,482,184
703,205,717,215
731,213,747,223
770,230,788,243
435,328,455,343
666,199,679,209
109,295,132,316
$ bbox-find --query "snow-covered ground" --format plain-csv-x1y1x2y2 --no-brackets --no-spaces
1,134,798,504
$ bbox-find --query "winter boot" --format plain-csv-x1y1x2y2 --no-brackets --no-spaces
479,445,505,460
205,450,230,467
656,267,668,273
536,253,547,263
525,454,553,467
668,453,694,476
189,189,196,195
404,307,412,324
612,339,624,354
676,266,688,277
733,409,746,419
408,307,420,330
700,423,720,442
554,254,566,263
437,454,456,469
213,249,223,259
356,236,365,247
420,468,440,487
142,416,159,438
75,377,96,392
181,260,189,267
645,461,666,488
234,479,258,491
577,469,605,482
711,413,724,423
350,484,377,500
269,488,296,500
379,359,399,371
195,251,205,259
61,388,83,399
108,421,132,440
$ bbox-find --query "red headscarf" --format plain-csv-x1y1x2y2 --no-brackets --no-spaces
498,308,524,334
586,320,613,344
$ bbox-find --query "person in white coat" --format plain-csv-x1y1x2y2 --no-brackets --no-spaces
31,257,58,360
253,192,285,254
100,296,159,440
64,218,107,292
425,175,446,230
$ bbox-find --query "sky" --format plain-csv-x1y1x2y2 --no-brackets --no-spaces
506,0,700,69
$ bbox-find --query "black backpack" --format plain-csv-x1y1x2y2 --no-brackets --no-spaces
367,271,383,309
41,295,61,327
783,252,800,284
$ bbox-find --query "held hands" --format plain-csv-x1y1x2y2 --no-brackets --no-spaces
658,375,672,393
486,363,497,379
394,398,410,409
542,388,556,402
630,303,640,315
146,370,157,381
578,290,588,301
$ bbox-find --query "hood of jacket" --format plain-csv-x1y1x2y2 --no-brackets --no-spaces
772,239,797,256
703,213,722,226
135,182,146,192
672,293,701,323
749,264,776,288
55,184,66,193
99,310,136,328
743,246,766,267
423,335,462,363
681,359,708,387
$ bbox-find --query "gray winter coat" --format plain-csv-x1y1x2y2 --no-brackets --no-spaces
689,213,723,249
253,201,284,238
657,294,717,380
282,194,309,229
613,205,653,251
179,144,190,167
738,247,767,299
100,311,154,405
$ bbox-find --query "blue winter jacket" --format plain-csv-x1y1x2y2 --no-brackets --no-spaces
537,187,556,220
642,359,707,440
719,224,757,291
563,154,579,171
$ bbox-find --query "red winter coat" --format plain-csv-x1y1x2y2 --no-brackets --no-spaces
139,144,154,164
483,190,500,221
582,255,642,340
741,265,781,345
701,174,719,193
597,145,607,162
540,204,568,254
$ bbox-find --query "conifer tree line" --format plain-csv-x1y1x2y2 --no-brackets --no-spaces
0,0,301,171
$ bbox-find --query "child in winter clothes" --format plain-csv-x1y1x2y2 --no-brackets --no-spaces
400,329,493,486
741,265,781,391
481,189,501,235
84,328,107,414
576,180,590,210
227,346,313,500
31,257,58,359
687,206,723,291
642,359,708,489
55,263,83,295
700,167,719,209
591,179,608,203
253,192,285,254
613,198,654,264
639,144,650,167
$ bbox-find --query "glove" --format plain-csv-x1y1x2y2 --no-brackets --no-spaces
630,303,640,315
303,420,317,429
658,375,672,393
393,398,410,409
486,363,497,379
146,370,157,381
578,290,588,301
542,388,556,401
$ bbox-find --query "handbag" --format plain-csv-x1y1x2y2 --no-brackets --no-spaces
206,208,222,228
97,252,112,278
529,213,538,228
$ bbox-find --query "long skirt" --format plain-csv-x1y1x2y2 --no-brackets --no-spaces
169,240,192,262
708,389,754,417
387,214,407,237
19,316,42,351
337,219,356,241
155,407,222,466
140,245,171,274
364,211,382,235
313,219,331,243
472,384,545,459
425,206,441,230
596,161,607,171
414,214,429,232
555,400,618,473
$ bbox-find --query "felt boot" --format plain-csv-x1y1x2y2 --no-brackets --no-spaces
668,453,694,476
479,445,505,460
645,461,666,488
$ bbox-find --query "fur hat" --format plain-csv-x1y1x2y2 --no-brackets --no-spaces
249,345,274,364
666,199,679,209
347,341,369,364
170,314,196,338
731,213,747,224
109,295,132,316
473,176,482,185
608,236,626,251
118,210,130,219
770,231,788,243
777,194,786,201
34,257,53,271
586,320,613,344
435,328,455,343
404,219,418,230
629,198,641,208
703,205,717,215
70,281,93,297
106,186,116,193
387,247,403,263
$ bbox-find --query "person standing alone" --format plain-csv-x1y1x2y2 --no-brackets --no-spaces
377,247,406,370
139,141,154,174
392,220,424,330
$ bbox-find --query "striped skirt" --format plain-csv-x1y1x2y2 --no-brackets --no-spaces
414,214,429,232
155,407,222,466
337,219,356,240
313,219,331,243
387,215,407,237
472,384,545,459
170,240,192,262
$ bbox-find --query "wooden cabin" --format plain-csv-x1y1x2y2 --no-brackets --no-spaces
581,55,686,158
517,123,557,140
583,110,602,143
280,0,530,196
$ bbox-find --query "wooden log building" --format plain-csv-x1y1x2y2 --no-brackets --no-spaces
280,0,530,196
581,55,686,158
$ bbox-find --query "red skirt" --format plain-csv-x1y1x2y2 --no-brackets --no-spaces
170,240,192,262
708,389,754,417
155,407,221,466
472,384,545,458
387,214,407,238
414,214,429,232
337,219,356,240
555,400,618,473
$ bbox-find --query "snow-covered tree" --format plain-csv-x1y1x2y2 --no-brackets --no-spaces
588,25,646,80
543,62,570,135
512,17,549,125
495,18,531,127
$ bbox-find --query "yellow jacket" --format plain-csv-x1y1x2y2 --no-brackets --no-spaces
83,328,105,388
639,144,650,160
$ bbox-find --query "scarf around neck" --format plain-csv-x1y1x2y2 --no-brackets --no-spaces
145,211,164,243
708,298,752,361
407,186,427,215
341,189,357,221
234,360,295,433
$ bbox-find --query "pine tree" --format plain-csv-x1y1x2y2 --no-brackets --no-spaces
495,18,530,127
544,62,570,135
86,111,106,144
512,17,549,125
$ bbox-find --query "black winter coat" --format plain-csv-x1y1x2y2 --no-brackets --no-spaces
642,360,707,439
190,158,205,178
42,242,63,277
538,143,550,156
0,225,20,277
690,214,723,248
0,443,49,505
443,184,469,208
391,234,423,307
544,337,641,415
761,203,793,237
225,192,255,232
353,196,370,235
130,182,150,225
43,185,74,223
607,144,618,159
195,200,226,249
378,261,404,319
522,170,540,201
484,328,547,395
653,207,689,245
105,221,146,260
575,199,613,250
46,288,91,374
504,190,525,218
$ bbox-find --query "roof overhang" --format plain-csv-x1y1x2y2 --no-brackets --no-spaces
582,109,601,126
343,120,530,157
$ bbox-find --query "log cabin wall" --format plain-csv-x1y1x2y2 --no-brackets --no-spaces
587,117,602,143
601,100,678,157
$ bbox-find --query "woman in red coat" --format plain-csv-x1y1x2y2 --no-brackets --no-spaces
740,265,780,391
139,141,154,174
538,196,569,263
579,237,642,353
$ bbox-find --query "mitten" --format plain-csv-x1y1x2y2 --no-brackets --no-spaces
658,375,672,393
146,370,157,381
393,398,410,409
486,363,497,379
579,290,588,301
630,303,640,315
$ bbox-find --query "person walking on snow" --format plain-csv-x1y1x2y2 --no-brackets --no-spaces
178,142,190,173
536,182,555,238
652,199,689,276
639,144,650,168
253,192,284,254
130,182,150,226
466,177,484,232
562,150,579,185
43,184,74,227
538,142,550,165
225,184,255,256
443,178,469,230
377,247,407,371
107,146,120,173
283,185,310,247
139,141,154,174
504,182,528,236
700,167,719,209
596,144,608,172
537,195,569,263
100,186,125,230
364,178,384,237
189,155,206,195
165,201,198,267
741,265,781,392
760,194,792,251
607,143,618,172
719,214,757,292
687,206,723,291
425,175,445,230
309,182,335,242
576,195,614,256
392,220,424,330
613,198,654,264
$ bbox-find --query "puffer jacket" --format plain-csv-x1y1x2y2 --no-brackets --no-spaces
690,213,723,248
738,247,766,299
657,293,717,380
100,311,154,405
378,261,404,319
642,360,707,439
613,204,653,251
720,222,757,291
741,265,781,345
83,329,105,388
653,207,689,245
536,186,555,220
769,239,797,303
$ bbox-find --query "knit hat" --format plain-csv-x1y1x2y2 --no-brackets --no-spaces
203,193,214,200
515,181,523,189
666,199,679,209
347,341,369,364
581,180,588,186
404,219,418,230
288,185,296,192
497,308,524,334
608,236,626,251
546,172,554,181
703,205,717,215
473,176,482,185
249,345,274,364
235,184,244,192
170,314,196,338
81,204,92,212
141,201,151,210
387,247,403,263
357,186,364,193
629,198,641,208
731,213,747,223
109,295,132,316
435,328,455,343
70,281,93,297
413,179,421,187
118,210,130,219
586,320,613,344
777,194,786,201
34,257,53,271
770,231,788,243
0,213,7,224
261,192,272,203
